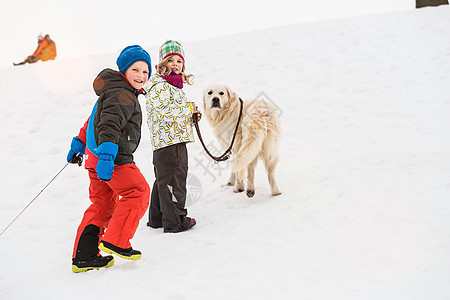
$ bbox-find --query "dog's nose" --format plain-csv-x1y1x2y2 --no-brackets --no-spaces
211,97,221,108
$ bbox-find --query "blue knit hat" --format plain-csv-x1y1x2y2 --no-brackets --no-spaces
116,45,152,78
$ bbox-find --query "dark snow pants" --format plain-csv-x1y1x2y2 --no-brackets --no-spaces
149,143,190,232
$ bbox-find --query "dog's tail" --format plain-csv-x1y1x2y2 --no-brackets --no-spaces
232,129,265,172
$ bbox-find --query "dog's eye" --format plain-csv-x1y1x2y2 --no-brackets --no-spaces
219,92,224,95
208,91,212,95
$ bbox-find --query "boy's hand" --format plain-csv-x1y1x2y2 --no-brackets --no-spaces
95,142,118,182
67,136,85,166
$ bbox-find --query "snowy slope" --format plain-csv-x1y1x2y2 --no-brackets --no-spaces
1,6,450,299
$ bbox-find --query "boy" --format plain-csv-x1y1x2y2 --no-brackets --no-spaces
67,45,151,272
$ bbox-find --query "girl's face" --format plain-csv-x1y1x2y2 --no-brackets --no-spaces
124,61,149,89
165,55,184,74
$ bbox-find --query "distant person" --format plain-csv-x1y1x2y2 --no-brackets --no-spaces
13,34,57,66
66,45,151,272
144,40,198,233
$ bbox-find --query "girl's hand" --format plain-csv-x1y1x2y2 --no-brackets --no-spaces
191,102,198,113
191,102,202,122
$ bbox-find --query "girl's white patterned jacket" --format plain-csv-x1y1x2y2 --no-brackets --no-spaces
144,74,195,151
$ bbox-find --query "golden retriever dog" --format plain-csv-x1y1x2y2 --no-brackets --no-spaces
202,84,281,197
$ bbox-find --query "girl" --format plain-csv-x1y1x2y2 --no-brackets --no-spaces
67,45,151,272
144,40,198,233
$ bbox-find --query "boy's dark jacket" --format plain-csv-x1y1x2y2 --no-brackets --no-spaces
83,68,144,167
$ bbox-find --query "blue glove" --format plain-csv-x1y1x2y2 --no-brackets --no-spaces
96,142,118,182
67,136,85,164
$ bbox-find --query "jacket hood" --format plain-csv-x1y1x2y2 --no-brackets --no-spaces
93,68,135,96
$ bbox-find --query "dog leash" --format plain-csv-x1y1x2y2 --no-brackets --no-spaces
0,155,83,237
193,98,243,162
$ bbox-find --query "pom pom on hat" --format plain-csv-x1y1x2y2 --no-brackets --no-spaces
116,45,152,78
159,40,185,62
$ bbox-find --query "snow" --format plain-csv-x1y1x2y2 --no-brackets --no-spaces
1,6,450,299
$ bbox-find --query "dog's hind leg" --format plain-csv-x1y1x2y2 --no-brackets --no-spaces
267,158,281,196
246,158,258,198
262,145,281,196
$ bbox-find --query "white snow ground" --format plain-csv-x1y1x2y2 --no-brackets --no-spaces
1,6,450,300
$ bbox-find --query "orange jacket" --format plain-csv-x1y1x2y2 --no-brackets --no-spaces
32,37,57,61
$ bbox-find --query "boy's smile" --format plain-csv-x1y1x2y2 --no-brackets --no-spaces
124,61,149,89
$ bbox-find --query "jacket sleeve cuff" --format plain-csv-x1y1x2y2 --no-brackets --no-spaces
97,142,118,161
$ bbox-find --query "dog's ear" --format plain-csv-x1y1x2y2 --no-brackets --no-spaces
202,88,210,110
225,86,238,102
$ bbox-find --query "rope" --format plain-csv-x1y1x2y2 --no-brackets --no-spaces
193,98,243,162
0,155,82,237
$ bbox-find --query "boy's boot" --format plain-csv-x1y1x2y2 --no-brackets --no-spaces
99,241,142,260
72,255,114,273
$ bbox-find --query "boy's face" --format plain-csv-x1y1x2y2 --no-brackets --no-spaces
165,55,184,74
124,61,149,89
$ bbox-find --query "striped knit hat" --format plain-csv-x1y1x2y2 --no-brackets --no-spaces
159,40,185,62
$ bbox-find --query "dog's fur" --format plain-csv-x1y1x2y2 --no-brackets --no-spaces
202,84,281,197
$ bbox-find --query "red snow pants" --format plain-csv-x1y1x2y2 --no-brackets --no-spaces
72,163,150,259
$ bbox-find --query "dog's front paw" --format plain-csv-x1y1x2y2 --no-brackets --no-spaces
221,181,234,188
246,190,255,198
233,187,244,193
